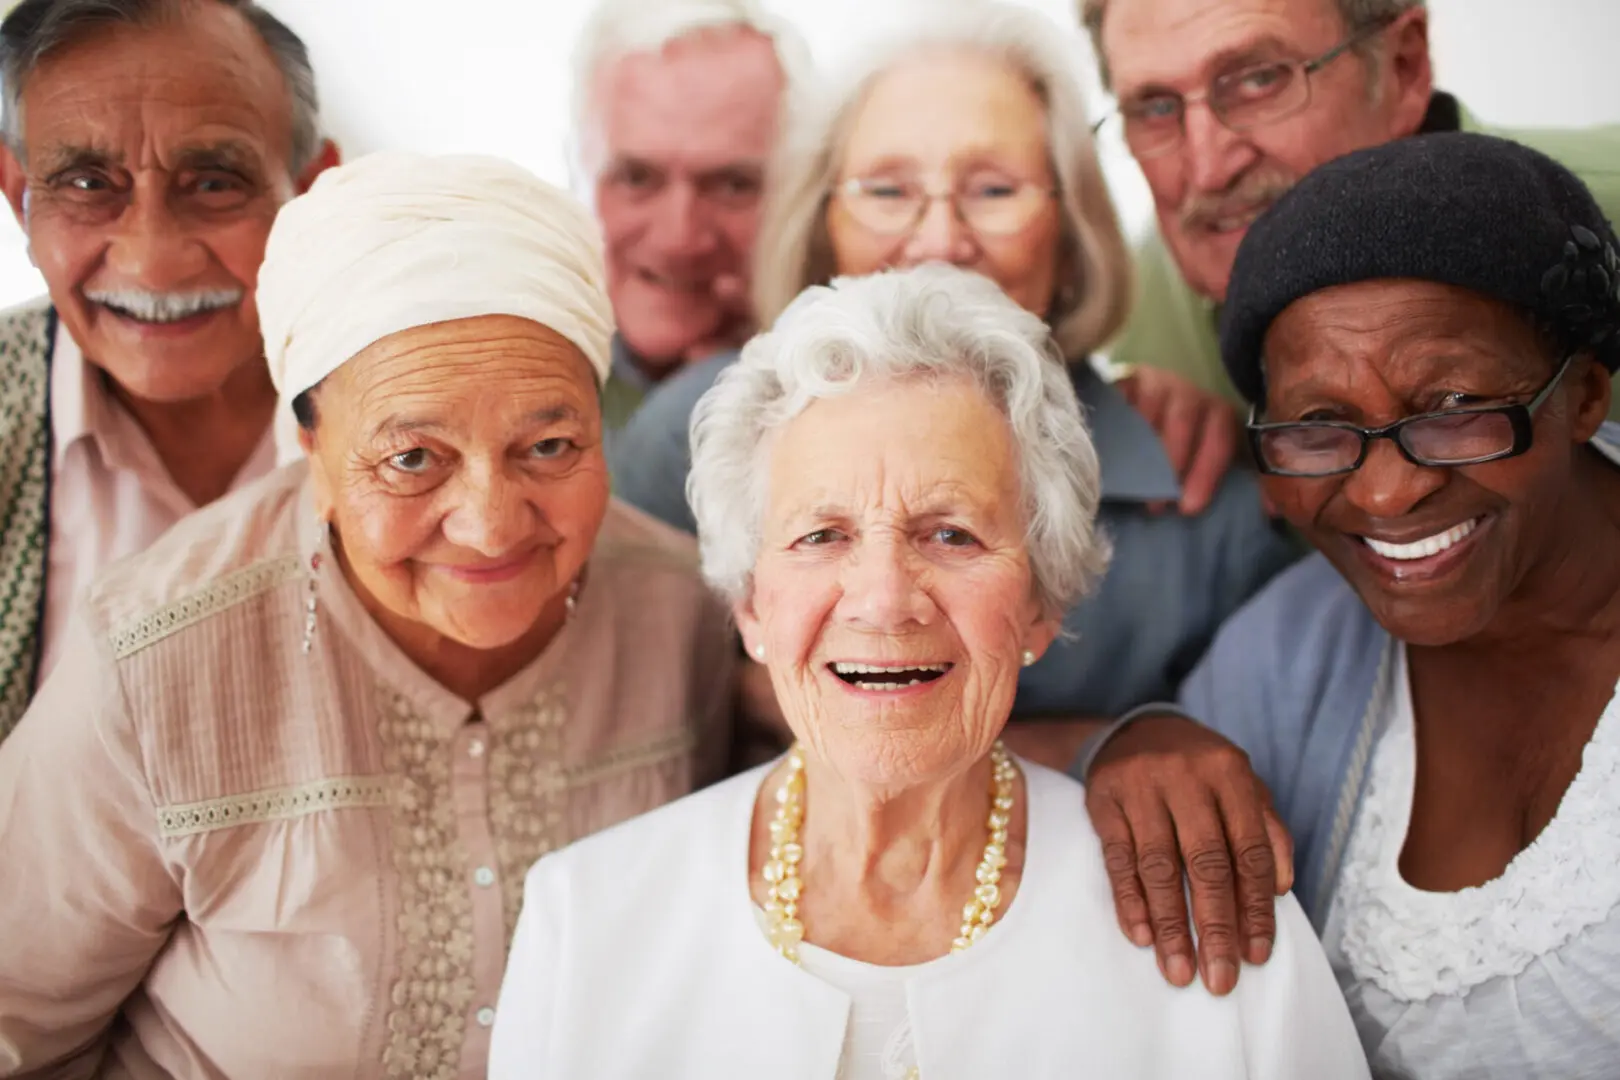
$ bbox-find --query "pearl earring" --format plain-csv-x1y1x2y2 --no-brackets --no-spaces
564,577,581,620
753,643,766,661
301,535,324,655
1021,649,1036,668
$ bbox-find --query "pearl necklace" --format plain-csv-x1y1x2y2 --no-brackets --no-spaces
761,740,1019,964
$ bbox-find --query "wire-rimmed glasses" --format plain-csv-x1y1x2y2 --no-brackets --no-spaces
1092,17,1395,160
834,176,1057,237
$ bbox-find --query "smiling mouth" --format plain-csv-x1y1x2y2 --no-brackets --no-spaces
1360,517,1482,561
1200,206,1270,235
93,298,239,325
829,662,952,692
636,267,708,294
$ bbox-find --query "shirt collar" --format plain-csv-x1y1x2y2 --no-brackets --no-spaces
610,334,657,394
49,318,121,471
1072,362,1183,503
1420,91,1464,134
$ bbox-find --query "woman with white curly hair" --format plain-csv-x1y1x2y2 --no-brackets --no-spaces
490,264,1366,1079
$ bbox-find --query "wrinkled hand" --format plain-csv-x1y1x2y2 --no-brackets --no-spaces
1084,714,1293,996
1115,367,1242,517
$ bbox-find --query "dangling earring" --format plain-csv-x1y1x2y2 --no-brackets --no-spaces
301,546,323,654
1021,649,1036,668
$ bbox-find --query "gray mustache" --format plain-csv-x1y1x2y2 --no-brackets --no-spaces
85,287,244,323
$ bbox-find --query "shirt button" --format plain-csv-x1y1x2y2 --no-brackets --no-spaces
473,866,496,888
467,737,485,759
476,1006,496,1028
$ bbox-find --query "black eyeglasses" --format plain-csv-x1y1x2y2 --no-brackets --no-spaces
1247,354,1577,478
1092,17,1395,160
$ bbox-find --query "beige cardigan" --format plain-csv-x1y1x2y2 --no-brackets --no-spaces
0,461,736,1079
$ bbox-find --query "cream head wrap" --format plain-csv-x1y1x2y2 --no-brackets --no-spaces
258,151,615,464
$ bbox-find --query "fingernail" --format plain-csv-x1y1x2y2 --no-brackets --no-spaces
1249,937,1273,964
1166,954,1195,986
1130,923,1153,948
1207,959,1237,996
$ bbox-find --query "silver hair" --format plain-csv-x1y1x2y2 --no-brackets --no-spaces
0,0,322,173
569,0,811,185
688,263,1111,617
1079,0,1428,87
750,0,1133,366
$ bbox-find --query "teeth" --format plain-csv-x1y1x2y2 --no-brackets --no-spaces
1211,211,1262,233
1364,519,1478,561
87,287,242,323
639,269,704,292
852,680,930,691
832,663,947,675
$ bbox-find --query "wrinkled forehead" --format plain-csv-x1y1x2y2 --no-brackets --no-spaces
18,14,292,166
840,50,1051,175
1102,0,1344,94
591,27,783,170
764,376,1021,516
1260,280,1552,398
334,317,602,431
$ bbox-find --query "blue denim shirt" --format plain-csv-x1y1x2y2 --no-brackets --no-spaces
608,354,1301,718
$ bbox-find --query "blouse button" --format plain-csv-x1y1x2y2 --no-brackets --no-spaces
476,1006,496,1028
473,866,496,888
467,737,486,759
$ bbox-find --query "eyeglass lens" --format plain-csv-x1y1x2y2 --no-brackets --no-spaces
1258,411,1519,475
840,182,1050,236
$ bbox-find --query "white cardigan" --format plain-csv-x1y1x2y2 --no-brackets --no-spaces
489,759,1370,1079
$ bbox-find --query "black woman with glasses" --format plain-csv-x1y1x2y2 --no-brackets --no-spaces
1084,132,1620,1077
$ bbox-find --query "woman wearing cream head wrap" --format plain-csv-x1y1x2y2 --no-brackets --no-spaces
0,152,736,1080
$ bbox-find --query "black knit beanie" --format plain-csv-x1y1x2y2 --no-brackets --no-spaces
1220,131,1620,404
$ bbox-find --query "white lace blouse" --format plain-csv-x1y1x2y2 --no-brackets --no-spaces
1324,645,1620,1079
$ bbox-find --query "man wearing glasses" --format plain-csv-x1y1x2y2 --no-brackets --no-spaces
1080,0,1620,418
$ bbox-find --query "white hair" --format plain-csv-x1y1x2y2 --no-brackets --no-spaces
569,0,811,185
751,0,1132,363
689,263,1111,617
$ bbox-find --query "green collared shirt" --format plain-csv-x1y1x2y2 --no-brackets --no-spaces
1109,92,1620,420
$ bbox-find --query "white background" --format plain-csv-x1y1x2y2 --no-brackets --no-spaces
0,0,1615,307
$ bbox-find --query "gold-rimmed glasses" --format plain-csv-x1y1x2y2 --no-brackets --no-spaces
1093,17,1395,160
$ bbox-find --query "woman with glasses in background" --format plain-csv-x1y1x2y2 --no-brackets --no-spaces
610,0,1299,782
1085,131,1620,1076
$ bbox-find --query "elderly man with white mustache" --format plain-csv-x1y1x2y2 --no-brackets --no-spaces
0,0,337,741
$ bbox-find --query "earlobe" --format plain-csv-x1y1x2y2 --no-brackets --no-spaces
1,145,29,229
301,430,338,522
1386,9,1435,136
297,139,342,194
1023,611,1063,665
1572,356,1613,442
733,593,763,656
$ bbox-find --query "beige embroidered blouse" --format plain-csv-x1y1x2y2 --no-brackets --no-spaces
0,462,736,1080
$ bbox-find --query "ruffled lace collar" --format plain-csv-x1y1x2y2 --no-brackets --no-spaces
1336,646,1620,1002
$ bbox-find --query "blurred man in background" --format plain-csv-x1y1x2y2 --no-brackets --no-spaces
570,0,806,431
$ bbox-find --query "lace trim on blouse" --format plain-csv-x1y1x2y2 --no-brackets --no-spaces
1335,646,1620,1002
